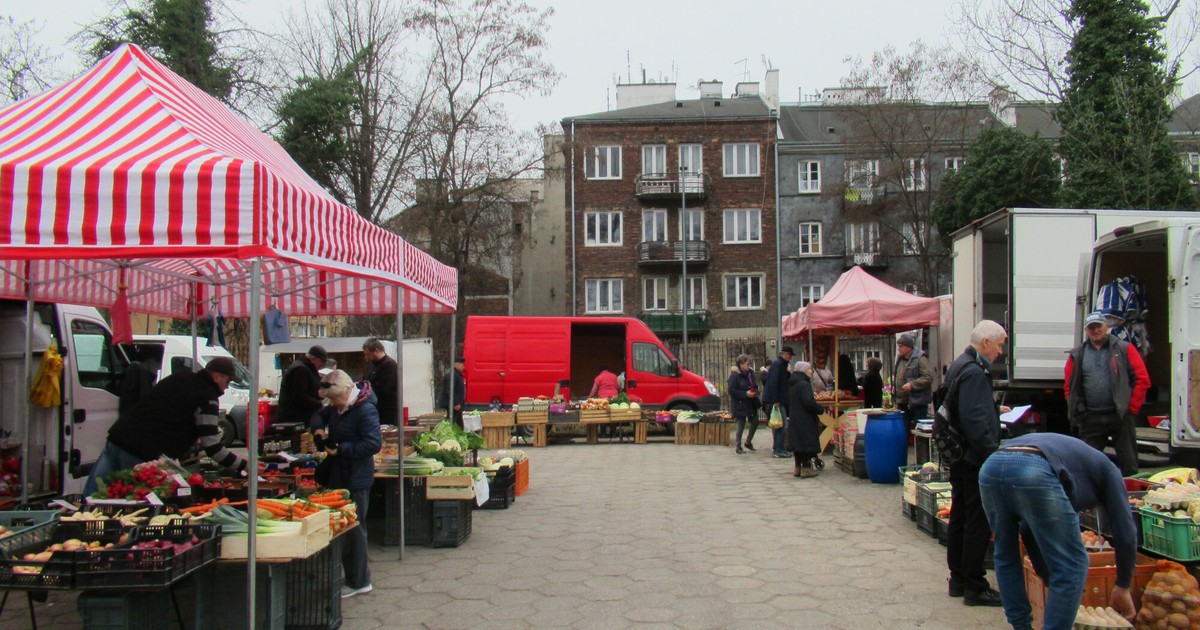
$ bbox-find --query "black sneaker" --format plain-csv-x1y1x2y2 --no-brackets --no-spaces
772,451,786,458
743,442,756,452
735,446,745,454
963,588,1002,607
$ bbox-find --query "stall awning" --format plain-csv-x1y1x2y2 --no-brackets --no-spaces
782,266,939,338
0,44,456,316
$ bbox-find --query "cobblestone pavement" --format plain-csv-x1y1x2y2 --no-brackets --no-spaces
0,431,1009,629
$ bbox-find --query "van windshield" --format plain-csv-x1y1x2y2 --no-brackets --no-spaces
632,342,674,376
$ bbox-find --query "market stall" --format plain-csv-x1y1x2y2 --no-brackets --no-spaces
781,266,941,465
0,43,457,627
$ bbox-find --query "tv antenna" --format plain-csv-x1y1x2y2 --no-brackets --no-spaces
734,58,748,82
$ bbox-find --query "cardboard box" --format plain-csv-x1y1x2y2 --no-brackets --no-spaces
427,469,479,488
426,486,475,500
218,509,330,560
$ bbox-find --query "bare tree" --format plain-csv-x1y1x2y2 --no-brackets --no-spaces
836,42,992,295
0,16,61,104
954,0,1198,101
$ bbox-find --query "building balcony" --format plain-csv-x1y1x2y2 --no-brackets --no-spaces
844,252,888,270
842,185,887,205
636,240,711,266
634,173,709,200
639,310,712,335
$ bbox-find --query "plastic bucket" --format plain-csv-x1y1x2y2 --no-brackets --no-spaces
864,412,907,484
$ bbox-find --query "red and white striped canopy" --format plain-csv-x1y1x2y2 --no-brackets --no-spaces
0,44,457,317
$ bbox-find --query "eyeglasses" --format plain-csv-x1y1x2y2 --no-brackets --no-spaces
319,382,333,389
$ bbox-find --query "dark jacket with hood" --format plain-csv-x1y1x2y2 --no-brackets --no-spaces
762,355,791,410
726,367,758,419
310,382,382,491
786,371,826,455
277,357,323,424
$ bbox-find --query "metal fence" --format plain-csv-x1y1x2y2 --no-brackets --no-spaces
664,336,772,399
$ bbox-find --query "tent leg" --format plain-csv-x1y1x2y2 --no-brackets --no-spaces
448,314,457,420
246,259,263,629
395,287,405,560
20,296,32,504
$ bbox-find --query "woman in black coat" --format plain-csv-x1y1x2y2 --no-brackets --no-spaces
862,356,884,408
726,354,760,454
786,361,826,478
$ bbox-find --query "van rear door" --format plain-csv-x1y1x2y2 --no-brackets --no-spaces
1177,224,1200,449
63,312,121,483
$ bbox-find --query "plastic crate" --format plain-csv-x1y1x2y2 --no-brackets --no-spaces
1079,491,1147,541
478,467,516,510
77,589,172,630
916,508,938,538
74,522,220,589
899,465,949,506
189,479,294,503
514,458,529,496
403,477,433,547
901,500,917,522
1139,506,1200,562
286,534,343,630
917,481,953,516
0,510,59,555
431,500,472,548
0,522,130,590
937,517,949,546
1025,551,1159,626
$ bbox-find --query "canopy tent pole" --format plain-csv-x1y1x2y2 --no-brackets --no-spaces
245,259,263,628
448,314,457,419
20,292,32,504
395,287,406,559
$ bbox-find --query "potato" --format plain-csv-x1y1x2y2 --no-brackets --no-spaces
1167,612,1190,629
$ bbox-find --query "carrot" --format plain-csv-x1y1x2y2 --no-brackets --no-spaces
310,498,350,508
256,500,291,518
178,500,219,515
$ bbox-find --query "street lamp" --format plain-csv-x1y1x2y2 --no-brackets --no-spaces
680,165,687,367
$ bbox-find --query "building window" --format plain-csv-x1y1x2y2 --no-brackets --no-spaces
945,157,965,172
902,222,927,255
680,144,703,174
722,143,760,177
680,209,704,242
585,145,621,180
904,158,926,191
799,284,824,306
1183,152,1200,179
798,160,821,193
798,222,822,255
682,276,706,311
642,210,668,242
846,222,880,253
642,144,666,178
643,277,668,311
584,211,622,246
586,278,623,313
844,159,879,201
724,274,763,310
723,208,762,244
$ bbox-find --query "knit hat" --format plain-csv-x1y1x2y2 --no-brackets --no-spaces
896,334,915,348
794,361,813,374
204,357,237,379
781,346,795,356
308,345,328,361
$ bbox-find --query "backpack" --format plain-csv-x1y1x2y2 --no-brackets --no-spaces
931,366,971,466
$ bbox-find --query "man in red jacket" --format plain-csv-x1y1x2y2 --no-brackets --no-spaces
1063,311,1150,476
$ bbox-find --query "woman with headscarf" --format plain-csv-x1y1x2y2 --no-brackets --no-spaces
311,369,382,599
726,354,760,454
787,361,826,478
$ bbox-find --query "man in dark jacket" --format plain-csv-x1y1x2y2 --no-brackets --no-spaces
438,356,466,427
762,346,794,458
362,338,399,425
1063,311,1150,476
85,357,246,495
118,355,159,415
892,334,933,431
277,345,327,424
944,319,1008,607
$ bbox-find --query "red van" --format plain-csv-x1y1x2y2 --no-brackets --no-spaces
464,316,720,411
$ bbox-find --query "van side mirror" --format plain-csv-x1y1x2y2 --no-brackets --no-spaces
626,379,637,389
670,359,681,376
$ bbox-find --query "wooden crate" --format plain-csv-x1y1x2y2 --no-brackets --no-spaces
532,424,548,447
675,422,731,446
578,409,610,423
481,412,515,427
608,409,641,423
633,422,647,444
515,411,548,425
482,426,510,450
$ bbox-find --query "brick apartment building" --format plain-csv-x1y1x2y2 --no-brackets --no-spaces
560,76,780,340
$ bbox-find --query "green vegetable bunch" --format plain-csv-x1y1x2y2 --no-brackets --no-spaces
413,420,485,466
610,392,631,405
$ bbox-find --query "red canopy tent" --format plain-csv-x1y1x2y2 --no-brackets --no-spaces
0,44,456,606
781,266,940,339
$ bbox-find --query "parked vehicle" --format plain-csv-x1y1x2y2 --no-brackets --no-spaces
1080,218,1200,465
0,302,121,497
464,316,721,410
258,337,436,421
951,207,1195,434
121,335,252,447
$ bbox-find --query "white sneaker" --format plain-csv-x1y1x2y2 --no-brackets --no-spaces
341,584,373,598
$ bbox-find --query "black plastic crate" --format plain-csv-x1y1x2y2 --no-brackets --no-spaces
401,477,433,547
901,501,916,522
77,589,172,630
478,467,516,510
917,481,953,516
189,479,294,504
0,510,59,556
937,518,949,546
1079,491,1146,541
286,534,343,630
0,522,130,590
432,500,472,548
73,522,220,589
916,508,938,538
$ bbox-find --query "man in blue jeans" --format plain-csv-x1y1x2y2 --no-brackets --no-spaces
762,346,794,458
978,432,1137,630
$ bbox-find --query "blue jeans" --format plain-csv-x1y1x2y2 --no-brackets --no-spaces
83,441,148,497
772,426,786,454
979,451,1088,630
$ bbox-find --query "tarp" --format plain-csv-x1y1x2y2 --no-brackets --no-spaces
0,44,457,316
781,266,940,339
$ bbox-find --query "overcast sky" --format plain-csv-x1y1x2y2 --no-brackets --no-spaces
8,0,972,131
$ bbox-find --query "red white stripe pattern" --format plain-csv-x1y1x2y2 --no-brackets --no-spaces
0,44,456,316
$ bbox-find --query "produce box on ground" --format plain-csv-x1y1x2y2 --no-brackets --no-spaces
900,464,948,506
428,468,482,488
1024,551,1158,630
431,500,472,548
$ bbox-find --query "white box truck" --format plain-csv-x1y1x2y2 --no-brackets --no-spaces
1081,218,1200,465
951,208,1195,434
259,337,436,420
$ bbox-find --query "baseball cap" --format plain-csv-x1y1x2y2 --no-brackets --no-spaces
308,345,328,361
1083,311,1107,329
205,357,237,379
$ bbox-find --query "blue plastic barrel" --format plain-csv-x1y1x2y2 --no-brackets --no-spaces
864,412,907,484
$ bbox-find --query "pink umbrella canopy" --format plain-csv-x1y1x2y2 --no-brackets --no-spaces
782,266,939,339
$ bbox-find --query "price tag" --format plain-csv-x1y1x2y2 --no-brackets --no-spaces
171,473,191,496
146,491,164,506
52,499,78,512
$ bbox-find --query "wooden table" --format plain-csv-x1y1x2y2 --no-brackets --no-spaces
583,421,647,444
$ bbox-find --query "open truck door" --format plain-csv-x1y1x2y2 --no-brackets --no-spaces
1176,224,1200,451
62,311,123,492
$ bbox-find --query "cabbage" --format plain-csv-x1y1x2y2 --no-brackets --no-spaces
499,457,514,467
